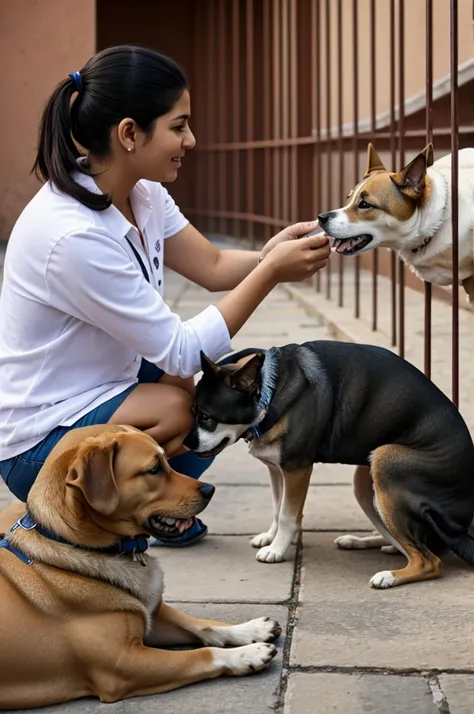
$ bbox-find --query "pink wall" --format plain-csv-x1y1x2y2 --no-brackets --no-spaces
0,0,96,240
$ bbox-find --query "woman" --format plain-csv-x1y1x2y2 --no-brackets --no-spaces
0,45,330,546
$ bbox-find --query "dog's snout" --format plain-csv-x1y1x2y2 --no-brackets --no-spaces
199,482,215,501
318,211,335,226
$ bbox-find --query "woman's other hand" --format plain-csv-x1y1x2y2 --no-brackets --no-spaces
260,232,331,283
260,220,324,259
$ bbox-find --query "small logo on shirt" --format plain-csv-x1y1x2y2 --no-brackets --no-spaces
153,257,160,270
155,240,161,253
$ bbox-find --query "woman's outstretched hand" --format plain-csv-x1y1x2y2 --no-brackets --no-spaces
260,220,326,258
259,221,331,283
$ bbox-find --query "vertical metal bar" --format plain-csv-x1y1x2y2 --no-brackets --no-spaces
194,8,205,233
450,0,459,407
325,0,332,300
424,0,433,379
337,0,344,307
246,0,255,247
290,0,298,223
313,0,322,293
353,0,360,318
389,0,397,346
263,0,272,241
281,0,290,225
370,0,378,331
218,0,226,237
207,2,216,235
232,0,240,239
273,0,282,234
398,0,405,359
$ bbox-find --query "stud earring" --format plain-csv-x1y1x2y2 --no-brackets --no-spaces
127,147,133,153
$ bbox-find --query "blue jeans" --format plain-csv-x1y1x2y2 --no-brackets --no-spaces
0,359,214,503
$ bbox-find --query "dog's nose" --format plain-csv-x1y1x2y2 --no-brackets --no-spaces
318,211,334,226
199,482,215,501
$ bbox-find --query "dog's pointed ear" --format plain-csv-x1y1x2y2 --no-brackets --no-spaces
364,143,386,177
390,144,433,198
66,437,120,516
229,353,265,393
200,351,220,376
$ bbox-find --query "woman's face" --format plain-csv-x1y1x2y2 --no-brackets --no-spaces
134,89,196,183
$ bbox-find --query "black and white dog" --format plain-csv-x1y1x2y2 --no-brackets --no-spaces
184,341,474,589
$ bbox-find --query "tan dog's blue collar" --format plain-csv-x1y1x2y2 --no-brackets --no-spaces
0,512,149,565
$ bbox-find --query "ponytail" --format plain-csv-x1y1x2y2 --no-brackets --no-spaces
32,46,188,211
32,77,110,210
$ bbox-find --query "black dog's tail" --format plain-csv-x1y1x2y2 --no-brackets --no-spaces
424,510,474,565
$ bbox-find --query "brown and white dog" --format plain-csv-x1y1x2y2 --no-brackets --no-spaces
318,143,474,304
0,424,280,710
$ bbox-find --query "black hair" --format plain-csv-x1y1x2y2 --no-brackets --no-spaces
32,45,188,210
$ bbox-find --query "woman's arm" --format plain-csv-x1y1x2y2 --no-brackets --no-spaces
164,220,321,292
46,228,329,379
164,223,259,291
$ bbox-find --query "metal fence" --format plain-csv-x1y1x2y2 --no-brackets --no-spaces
185,0,474,408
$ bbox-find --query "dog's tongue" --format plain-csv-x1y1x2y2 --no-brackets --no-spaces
333,237,362,254
177,517,195,534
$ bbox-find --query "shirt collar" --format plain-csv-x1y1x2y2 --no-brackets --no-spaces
71,160,153,239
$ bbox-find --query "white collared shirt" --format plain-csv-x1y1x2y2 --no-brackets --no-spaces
0,174,231,460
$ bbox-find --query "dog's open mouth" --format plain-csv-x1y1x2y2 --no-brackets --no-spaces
145,515,196,541
332,235,373,255
196,437,230,459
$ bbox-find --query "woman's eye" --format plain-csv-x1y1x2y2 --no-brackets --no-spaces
174,125,185,132
358,199,374,209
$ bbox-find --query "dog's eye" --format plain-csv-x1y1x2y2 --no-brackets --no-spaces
198,413,215,428
148,460,164,475
358,199,374,209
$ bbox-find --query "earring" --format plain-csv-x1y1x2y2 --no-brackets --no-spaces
127,147,133,153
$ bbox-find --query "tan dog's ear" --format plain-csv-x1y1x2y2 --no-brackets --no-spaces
364,143,386,177
66,438,120,516
200,351,220,375
390,144,433,199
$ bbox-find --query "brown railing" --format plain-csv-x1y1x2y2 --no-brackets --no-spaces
184,0,474,409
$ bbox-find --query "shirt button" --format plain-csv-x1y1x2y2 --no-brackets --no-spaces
158,280,162,287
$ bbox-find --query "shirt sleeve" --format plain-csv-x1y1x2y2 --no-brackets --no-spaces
45,229,231,378
160,184,189,239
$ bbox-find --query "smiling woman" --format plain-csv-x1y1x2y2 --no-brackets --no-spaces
0,44,331,547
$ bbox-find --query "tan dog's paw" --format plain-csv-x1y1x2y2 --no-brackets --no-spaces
369,570,397,589
256,545,285,563
201,617,281,647
214,643,277,676
250,531,275,548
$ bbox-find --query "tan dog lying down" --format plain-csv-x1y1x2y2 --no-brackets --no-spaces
0,424,280,709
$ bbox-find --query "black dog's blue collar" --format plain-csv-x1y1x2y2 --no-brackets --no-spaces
0,511,149,565
243,382,276,442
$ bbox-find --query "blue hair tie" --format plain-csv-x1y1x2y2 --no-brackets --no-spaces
69,71,83,92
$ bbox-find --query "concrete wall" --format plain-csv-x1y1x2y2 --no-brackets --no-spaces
0,0,96,241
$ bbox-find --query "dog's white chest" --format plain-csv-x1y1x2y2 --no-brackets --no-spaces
248,439,281,466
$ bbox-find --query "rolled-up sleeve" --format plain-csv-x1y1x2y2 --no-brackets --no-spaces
45,229,231,378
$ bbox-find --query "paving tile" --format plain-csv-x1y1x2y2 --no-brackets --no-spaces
439,674,474,713
291,533,474,670
153,535,296,603
284,672,438,714
204,484,370,535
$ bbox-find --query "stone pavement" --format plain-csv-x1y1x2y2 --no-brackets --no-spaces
1,257,474,712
